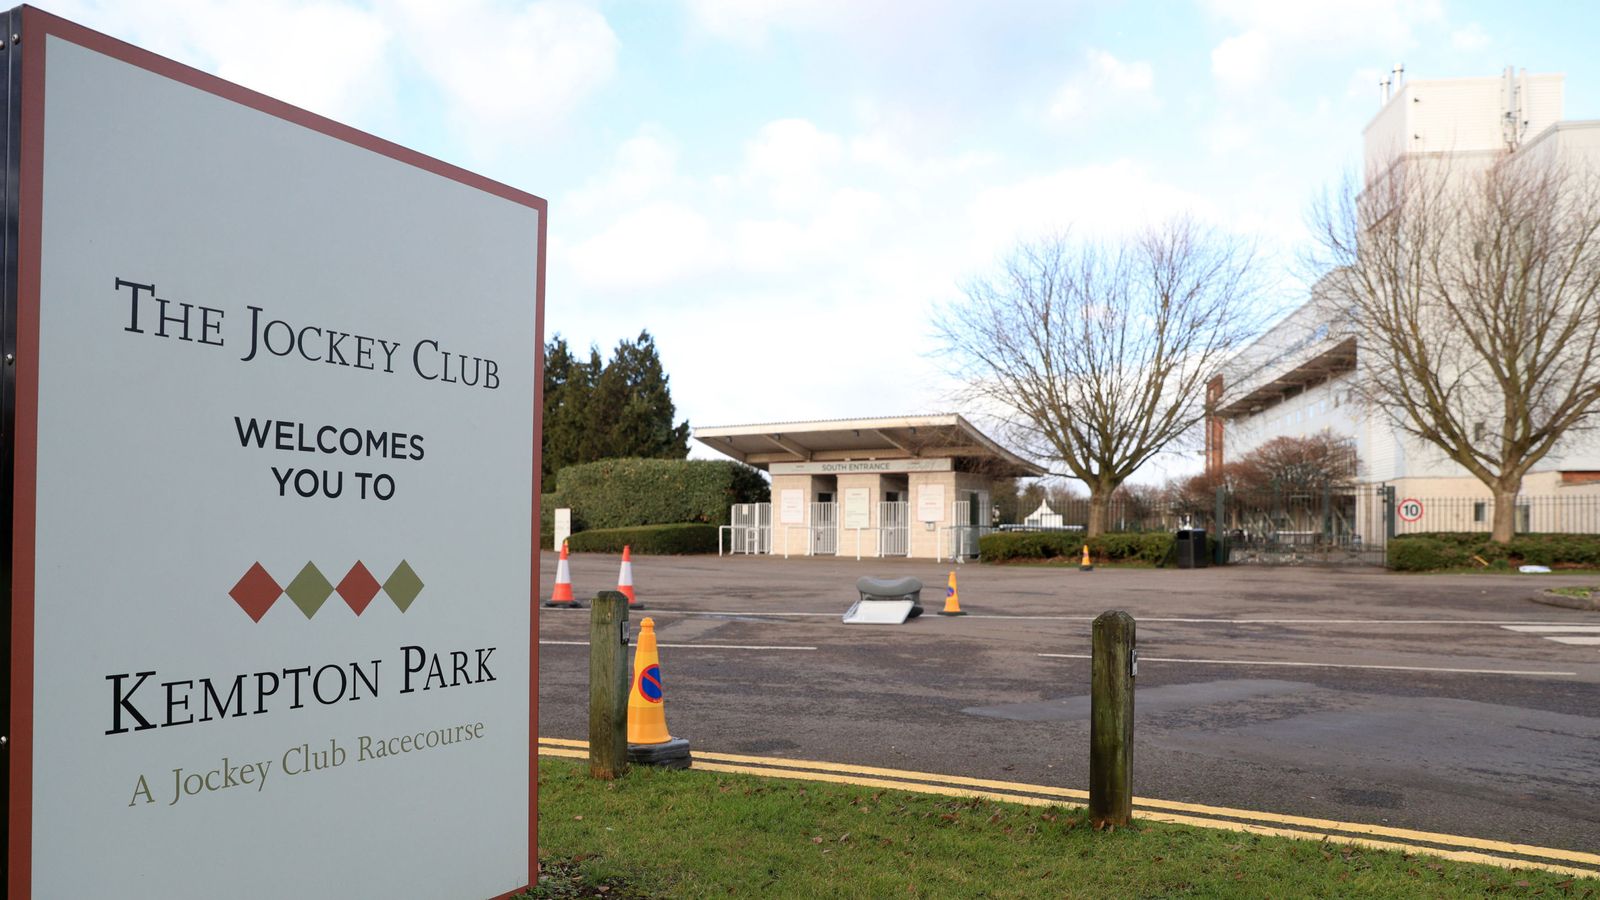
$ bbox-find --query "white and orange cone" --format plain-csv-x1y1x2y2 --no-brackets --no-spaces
543,541,579,608
617,545,641,608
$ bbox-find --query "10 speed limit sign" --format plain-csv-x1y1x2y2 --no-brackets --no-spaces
1398,498,1425,522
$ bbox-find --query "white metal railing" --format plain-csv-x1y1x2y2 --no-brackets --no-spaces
719,503,771,556
937,525,992,562
878,501,909,556
718,525,770,556
781,524,809,558
810,502,838,555
849,526,897,560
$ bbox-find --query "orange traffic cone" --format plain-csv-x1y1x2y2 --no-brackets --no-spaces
626,617,691,768
617,545,642,608
939,571,966,616
543,541,580,608
1080,544,1094,572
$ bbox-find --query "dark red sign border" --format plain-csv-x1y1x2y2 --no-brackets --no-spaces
3,7,545,897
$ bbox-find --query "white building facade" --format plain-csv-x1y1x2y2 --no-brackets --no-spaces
1211,67,1600,534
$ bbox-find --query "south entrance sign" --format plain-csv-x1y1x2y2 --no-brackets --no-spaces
2,9,544,897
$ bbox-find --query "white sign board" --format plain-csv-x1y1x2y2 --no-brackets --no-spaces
554,508,573,549
7,12,542,898
918,485,947,523
779,489,806,524
842,599,917,625
843,488,871,529
770,458,953,475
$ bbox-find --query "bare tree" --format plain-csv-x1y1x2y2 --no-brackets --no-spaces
1231,430,1359,494
1170,430,1358,516
1311,150,1600,542
937,219,1261,536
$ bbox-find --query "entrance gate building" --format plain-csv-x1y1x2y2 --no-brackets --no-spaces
696,414,1043,562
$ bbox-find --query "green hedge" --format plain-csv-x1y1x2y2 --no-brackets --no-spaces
1389,533,1600,571
540,458,768,548
565,523,719,555
978,531,1216,565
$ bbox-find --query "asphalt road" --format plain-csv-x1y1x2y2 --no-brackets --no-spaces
535,552,1600,854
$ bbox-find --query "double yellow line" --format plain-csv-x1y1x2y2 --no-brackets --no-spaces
538,737,1600,879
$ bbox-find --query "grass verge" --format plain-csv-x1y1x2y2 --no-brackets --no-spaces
1549,585,1599,600
524,758,1596,899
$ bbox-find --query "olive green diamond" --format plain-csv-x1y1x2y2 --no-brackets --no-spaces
285,562,334,619
384,560,424,612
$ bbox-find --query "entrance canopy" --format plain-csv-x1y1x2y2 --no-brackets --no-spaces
694,414,1046,478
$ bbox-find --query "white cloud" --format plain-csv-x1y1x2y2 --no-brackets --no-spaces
565,204,730,292
49,0,394,121
741,118,846,210
382,0,618,154
1203,0,1445,91
680,0,905,46
1211,31,1271,90
969,160,1215,258
1049,49,1157,121
565,130,682,217
1451,22,1490,51
48,0,618,156
1205,117,1257,155
682,0,812,44
732,187,886,273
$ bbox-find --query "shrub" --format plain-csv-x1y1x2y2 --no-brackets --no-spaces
978,531,1214,565
1387,533,1600,570
540,458,768,547
566,523,719,555
1388,538,1459,572
1507,534,1600,567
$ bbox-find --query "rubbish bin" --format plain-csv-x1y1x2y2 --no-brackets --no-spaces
1175,528,1208,569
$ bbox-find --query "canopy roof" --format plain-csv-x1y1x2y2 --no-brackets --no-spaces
693,414,1046,477
1216,337,1358,419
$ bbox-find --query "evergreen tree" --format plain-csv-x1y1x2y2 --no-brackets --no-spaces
540,335,598,483
540,330,689,484
591,331,690,460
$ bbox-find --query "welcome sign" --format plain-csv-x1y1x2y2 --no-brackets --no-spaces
2,8,543,898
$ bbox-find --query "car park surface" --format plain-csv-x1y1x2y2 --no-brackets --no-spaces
537,553,1600,853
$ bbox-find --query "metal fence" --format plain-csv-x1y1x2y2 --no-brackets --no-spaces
1391,494,1600,536
1208,486,1387,566
728,489,1600,563
720,502,771,555
1009,487,1600,566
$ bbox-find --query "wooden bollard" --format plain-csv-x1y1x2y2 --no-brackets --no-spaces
588,591,631,779
1089,610,1136,828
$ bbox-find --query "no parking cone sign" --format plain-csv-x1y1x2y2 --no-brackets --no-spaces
626,617,691,768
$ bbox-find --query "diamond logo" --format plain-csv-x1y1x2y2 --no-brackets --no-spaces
230,563,282,622
337,561,382,616
383,560,424,612
285,562,334,619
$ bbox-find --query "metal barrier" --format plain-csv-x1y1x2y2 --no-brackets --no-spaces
810,502,838,555
717,525,769,557
849,527,878,560
878,501,909,556
937,525,991,562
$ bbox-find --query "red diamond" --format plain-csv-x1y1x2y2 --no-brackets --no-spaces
230,563,282,623
337,562,382,615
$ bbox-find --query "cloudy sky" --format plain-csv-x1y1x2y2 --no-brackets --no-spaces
52,0,1600,476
